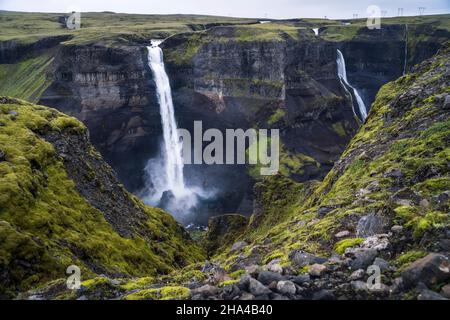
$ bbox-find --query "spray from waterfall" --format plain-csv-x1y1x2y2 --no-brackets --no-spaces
336,49,368,121
403,24,408,75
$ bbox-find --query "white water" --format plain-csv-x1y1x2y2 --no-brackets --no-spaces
403,24,408,75
147,40,187,197
312,28,319,36
336,49,368,121
142,40,204,220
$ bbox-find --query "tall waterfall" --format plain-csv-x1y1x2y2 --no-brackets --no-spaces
403,24,408,75
336,49,368,121
147,40,186,197
141,40,204,222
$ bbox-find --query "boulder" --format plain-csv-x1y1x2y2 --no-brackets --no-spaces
222,285,240,300
292,274,310,285
309,264,327,277
350,269,365,281
373,257,390,272
230,241,248,252
440,283,450,299
317,206,335,217
401,253,450,288
391,225,403,233
239,292,255,300
351,281,368,292
349,249,377,270
289,250,327,267
267,263,283,274
417,289,448,300
257,271,284,285
361,234,390,251
335,230,351,238
248,278,271,296
356,213,388,237
276,280,297,295
443,94,450,109
191,284,219,297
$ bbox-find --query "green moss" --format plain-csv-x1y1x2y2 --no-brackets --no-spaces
171,269,207,283
218,279,240,287
247,138,319,180
123,288,159,300
332,122,347,137
79,277,125,300
394,250,427,269
334,238,365,254
0,97,204,297
411,211,448,238
263,250,285,264
123,286,190,300
229,269,246,279
267,109,285,126
298,265,310,274
120,277,155,291
395,205,449,239
50,116,86,133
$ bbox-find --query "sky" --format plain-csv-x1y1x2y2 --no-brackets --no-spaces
0,0,449,19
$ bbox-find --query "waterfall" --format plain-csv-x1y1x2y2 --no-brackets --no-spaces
336,49,368,121
147,40,186,197
403,24,408,75
140,40,206,223
312,28,319,36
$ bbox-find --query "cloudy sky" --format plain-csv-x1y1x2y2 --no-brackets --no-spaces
0,0,449,19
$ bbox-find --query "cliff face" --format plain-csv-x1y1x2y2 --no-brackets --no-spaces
12,45,450,301
150,42,448,301
0,97,204,299
38,44,161,192
0,18,448,221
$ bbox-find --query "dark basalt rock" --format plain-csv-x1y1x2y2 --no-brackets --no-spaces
401,253,450,289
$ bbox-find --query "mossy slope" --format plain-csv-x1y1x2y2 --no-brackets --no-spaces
0,97,204,298
212,42,450,267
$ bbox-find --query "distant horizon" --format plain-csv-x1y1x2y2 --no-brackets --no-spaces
1,9,450,21
1,0,449,20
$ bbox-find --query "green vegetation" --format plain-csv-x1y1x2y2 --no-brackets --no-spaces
0,11,258,45
0,53,54,102
334,238,364,254
247,137,320,180
394,250,427,267
213,41,450,270
123,286,190,300
120,277,155,291
0,97,204,298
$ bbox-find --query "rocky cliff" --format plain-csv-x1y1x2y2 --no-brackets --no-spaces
0,13,449,222
0,97,204,299
19,43,449,300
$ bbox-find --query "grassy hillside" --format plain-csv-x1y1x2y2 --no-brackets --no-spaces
0,11,259,45
213,42,450,268
0,97,204,298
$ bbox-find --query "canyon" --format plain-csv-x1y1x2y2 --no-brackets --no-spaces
0,11,449,300
2,14,448,224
